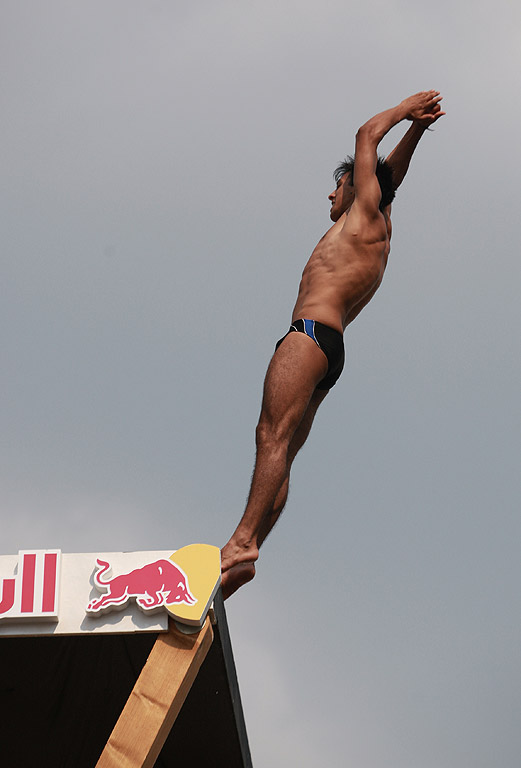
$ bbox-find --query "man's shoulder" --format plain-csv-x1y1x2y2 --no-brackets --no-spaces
342,201,388,239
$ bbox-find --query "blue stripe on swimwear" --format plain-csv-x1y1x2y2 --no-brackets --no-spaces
291,318,320,348
303,318,318,345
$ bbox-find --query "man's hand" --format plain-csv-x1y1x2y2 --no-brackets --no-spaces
401,90,445,127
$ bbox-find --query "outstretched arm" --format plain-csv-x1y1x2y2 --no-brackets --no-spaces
385,106,445,189
352,91,444,216
385,122,427,189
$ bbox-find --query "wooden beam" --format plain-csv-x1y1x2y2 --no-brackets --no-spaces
96,617,214,768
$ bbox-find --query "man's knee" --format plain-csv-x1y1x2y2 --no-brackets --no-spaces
255,416,293,451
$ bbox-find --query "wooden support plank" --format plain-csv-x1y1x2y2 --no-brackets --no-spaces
96,617,214,768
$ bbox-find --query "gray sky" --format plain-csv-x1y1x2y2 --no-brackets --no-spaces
2,1,521,766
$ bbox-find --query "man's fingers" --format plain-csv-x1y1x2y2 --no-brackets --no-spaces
420,110,446,126
422,97,444,117
404,91,444,123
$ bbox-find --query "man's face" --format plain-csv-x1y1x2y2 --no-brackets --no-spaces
328,173,354,222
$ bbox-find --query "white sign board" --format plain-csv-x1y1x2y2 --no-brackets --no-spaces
0,550,173,637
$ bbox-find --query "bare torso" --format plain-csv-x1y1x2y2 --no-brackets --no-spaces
292,206,392,333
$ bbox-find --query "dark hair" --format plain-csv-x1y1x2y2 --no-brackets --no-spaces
334,155,396,211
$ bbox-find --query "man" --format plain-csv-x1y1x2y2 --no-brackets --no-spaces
221,91,445,599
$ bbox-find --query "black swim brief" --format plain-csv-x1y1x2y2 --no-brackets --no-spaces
276,318,345,390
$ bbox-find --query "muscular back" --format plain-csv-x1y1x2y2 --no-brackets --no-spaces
292,205,392,333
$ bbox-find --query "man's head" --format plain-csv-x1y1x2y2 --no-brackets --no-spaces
329,156,395,220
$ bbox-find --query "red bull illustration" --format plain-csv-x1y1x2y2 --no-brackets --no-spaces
86,558,197,614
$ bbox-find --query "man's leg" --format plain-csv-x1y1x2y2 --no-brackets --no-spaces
256,386,328,547
221,332,328,596
221,389,328,599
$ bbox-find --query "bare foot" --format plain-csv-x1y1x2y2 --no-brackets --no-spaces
221,562,256,600
221,539,259,573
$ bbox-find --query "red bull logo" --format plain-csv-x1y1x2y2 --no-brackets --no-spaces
87,558,197,614
85,545,221,627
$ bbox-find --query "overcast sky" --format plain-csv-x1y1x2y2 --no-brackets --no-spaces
2,2,521,766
